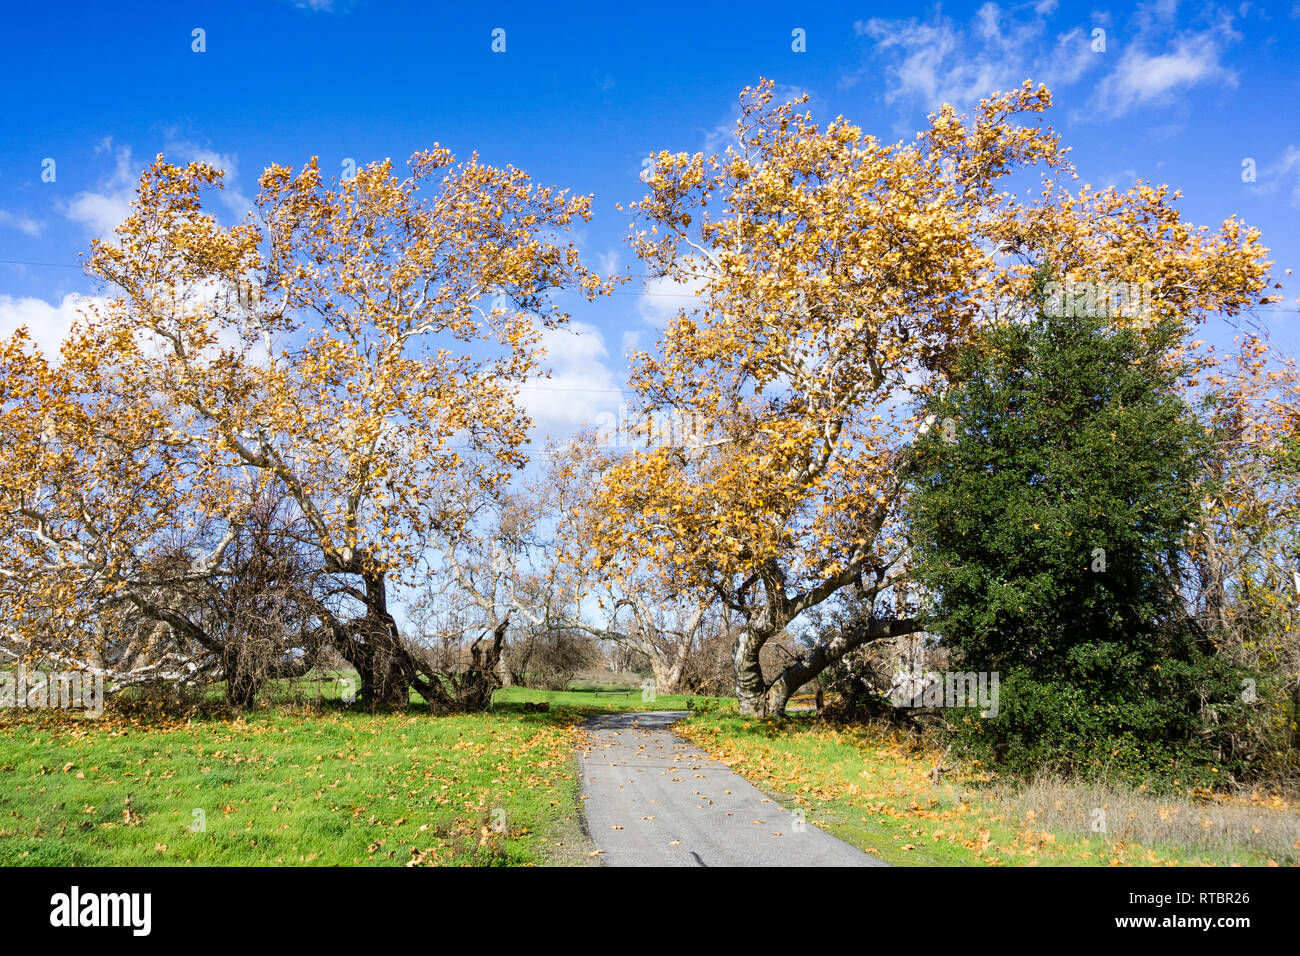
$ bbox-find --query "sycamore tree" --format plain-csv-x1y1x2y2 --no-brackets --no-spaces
592,79,1274,717
0,149,607,709
0,327,228,690
1194,333,1300,768
424,433,710,695
1197,335,1300,636
417,470,554,704
412,434,709,698
538,431,712,695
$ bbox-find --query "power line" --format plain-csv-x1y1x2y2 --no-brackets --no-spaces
4,258,1299,311
516,383,628,394
0,258,84,270
0,258,696,296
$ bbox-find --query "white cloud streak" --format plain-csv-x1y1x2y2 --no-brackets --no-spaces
0,211,41,237
853,1,1241,120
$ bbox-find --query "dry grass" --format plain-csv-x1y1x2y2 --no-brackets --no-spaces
991,775,1300,862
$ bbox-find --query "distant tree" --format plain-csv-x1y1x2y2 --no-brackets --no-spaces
534,433,711,695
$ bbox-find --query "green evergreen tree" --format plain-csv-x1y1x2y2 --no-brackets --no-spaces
909,303,1238,785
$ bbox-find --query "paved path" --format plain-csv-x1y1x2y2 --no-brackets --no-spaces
576,711,888,867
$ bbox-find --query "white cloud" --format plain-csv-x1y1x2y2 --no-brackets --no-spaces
62,136,254,239
1250,145,1300,208
1098,167,1139,189
699,114,743,157
0,293,95,357
166,140,254,218
620,328,644,355
1134,0,1182,31
1093,31,1238,115
0,211,41,237
64,191,133,237
596,249,621,276
852,3,1096,112
853,1,1240,121
518,321,623,435
63,141,137,238
636,272,707,328
0,281,266,366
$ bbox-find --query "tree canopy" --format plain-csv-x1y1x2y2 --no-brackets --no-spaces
0,149,608,708
589,79,1272,715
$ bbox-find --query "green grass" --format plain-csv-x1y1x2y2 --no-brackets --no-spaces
493,685,725,713
676,712,1300,867
10,682,1282,867
0,681,726,867
0,703,587,866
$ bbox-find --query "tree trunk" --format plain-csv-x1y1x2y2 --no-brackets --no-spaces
328,568,508,714
765,667,802,718
348,569,412,710
358,650,409,709
732,629,769,717
223,649,261,710
648,639,690,697
764,615,921,717
1291,671,1300,750
455,618,507,712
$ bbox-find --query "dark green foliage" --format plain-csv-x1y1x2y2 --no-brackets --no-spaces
909,306,1246,786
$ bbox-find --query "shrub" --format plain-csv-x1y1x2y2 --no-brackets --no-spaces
909,301,1255,787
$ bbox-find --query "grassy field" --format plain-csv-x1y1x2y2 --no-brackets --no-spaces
0,681,727,867
201,670,720,714
676,711,1300,867
1,683,1294,866
494,684,722,712
0,705,588,866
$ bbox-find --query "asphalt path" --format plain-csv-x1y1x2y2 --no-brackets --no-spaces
576,711,889,867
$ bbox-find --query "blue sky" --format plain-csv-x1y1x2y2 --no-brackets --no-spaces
2,0,1299,445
